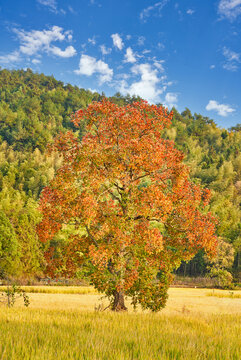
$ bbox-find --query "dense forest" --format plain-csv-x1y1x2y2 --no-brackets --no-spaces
0,68,240,285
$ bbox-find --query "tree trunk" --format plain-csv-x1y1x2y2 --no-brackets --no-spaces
112,291,127,311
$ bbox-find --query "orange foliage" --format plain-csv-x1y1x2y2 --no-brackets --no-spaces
38,100,217,311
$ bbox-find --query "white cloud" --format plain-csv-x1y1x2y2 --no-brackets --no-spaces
164,92,178,109
223,46,240,61
154,60,165,72
90,0,102,6
210,64,216,69
137,36,145,46
88,88,98,93
111,33,124,50
218,0,241,20
119,63,166,103
187,9,195,15
140,0,169,22
0,26,76,64
0,50,21,64
74,54,113,84
32,58,41,64
15,26,65,55
16,26,76,57
157,42,165,50
206,100,235,116
100,45,112,55
223,62,239,71
222,46,240,71
37,0,65,14
49,45,76,58
88,37,96,45
124,47,136,63
37,0,57,12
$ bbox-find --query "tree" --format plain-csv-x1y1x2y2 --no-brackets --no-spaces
207,238,235,288
0,211,20,277
38,100,217,311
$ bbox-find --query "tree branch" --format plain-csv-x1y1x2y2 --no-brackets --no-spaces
84,224,99,248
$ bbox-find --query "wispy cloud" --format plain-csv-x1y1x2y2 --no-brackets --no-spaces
111,33,124,50
153,60,165,72
124,47,136,63
187,9,195,15
206,100,235,116
0,26,76,65
140,1,169,22
142,49,151,55
218,0,241,20
0,50,21,64
100,45,112,55
74,54,113,84
68,6,77,14
89,0,102,6
32,58,41,64
37,0,57,11
137,36,145,46
223,47,240,61
36,0,65,14
222,46,240,71
88,36,96,45
157,42,165,50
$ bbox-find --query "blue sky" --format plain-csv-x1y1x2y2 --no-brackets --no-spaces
0,0,241,128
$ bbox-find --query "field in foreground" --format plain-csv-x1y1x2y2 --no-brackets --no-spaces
0,288,240,360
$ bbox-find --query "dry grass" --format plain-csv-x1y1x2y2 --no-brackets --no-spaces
0,285,99,295
0,287,240,359
206,289,241,299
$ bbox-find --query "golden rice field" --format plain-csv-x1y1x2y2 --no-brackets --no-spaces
0,285,99,295
0,287,241,359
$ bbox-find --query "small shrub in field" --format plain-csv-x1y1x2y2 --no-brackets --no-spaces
0,284,30,307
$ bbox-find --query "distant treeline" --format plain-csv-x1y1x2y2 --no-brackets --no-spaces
0,68,240,282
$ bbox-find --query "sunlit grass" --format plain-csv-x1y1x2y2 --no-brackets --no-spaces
206,290,241,299
0,287,240,359
0,285,99,295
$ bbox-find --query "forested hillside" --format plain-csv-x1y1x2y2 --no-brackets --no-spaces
167,109,241,280
0,68,240,283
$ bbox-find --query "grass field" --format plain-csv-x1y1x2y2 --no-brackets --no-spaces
0,287,240,359
0,285,99,295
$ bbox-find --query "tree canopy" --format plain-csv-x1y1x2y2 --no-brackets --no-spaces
38,100,217,311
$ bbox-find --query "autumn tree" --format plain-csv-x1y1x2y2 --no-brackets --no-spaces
38,100,217,311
